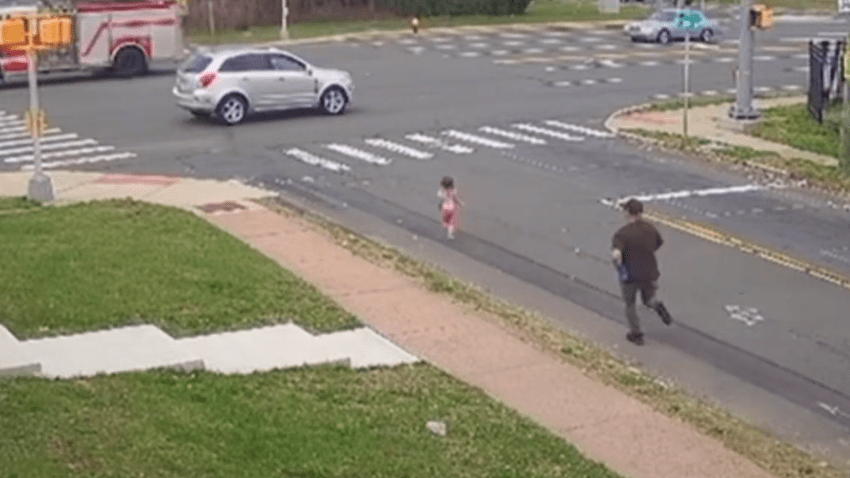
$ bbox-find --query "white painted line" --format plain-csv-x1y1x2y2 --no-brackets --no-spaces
503,40,525,46
463,35,485,41
523,48,544,54
0,133,78,149
702,90,719,96
512,123,584,142
324,143,392,166
595,44,618,50
636,43,659,49
459,51,480,57
490,49,509,56
614,184,770,203
791,65,809,72
754,55,776,61
398,38,418,45
21,152,137,170
781,84,803,90
407,46,425,54
652,93,671,100
404,133,474,154
363,138,433,160
442,130,514,149
714,57,736,63
0,118,25,127
599,59,623,68
639,60,660,66
553,80,572,87
0,115,18,123
371,41,384,47
478,126,547,145
429,37,451,42
499,32,527,39
606,77,623,84
578,36,602,42
539,38,562,44
569,63,590,70
559,45,580,52
724,88,737,94
469,42,489,48
792,53,809,59
5,145,116,163
543,120,614,138
580,79,597,85
817,31,848,37
0,125,29,134
284,147,351,173
0,139,98,157
435,44,456,50
755,86,772,93
0,128,61,141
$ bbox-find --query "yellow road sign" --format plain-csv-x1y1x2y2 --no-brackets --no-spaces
25,109,48,137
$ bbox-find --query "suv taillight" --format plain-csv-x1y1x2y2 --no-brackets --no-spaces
199,72,217,88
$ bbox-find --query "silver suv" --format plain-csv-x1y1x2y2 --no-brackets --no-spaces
173,46,355,125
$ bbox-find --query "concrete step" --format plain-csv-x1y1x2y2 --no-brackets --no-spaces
20,325,204,379
315,327,420,368
176,323,348,374
0,325,41,377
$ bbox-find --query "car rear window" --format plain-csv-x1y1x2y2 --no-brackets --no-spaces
181,54,213,73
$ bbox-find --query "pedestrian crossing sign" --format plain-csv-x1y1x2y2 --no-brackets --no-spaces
25,109,48,137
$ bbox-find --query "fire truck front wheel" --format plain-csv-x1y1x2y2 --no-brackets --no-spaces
113,47,149,78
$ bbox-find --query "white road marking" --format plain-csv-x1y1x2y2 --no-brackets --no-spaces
581,79,597,85
569,63,590,70
0,118,25,127
610,184,770,204
725,305,764,326
468,42,489,48
754,55,776,61
639,60,660,66
605,77,623,84
324,143,392,166
463,35,485,41
490,49,509,56
817,31,848,37
0,139,98,157
559,45,580,52
478,126,547,145
499,32,527,39
781,84,803,90
459,51,480,57
0,133,77,148
5,145,116,163
791,65,809,72
371,41,384,47
21,152,137,170
364,138,433,160
523,48,544,54
544,120,614,138
599,59,623,68
284,147,351,173
714,57,736,63
0,125,29,134
595,44,618,50
553,80,572,87
442,129,514,149
754,86,772,93
435,44,456,50
652,93,671,100
0,128,61,141
539,38,562,44
792,53,809,59
724,88,737,94
404,133,475,154
702,90,719,96
398,38,418,45
512,123,584,142
503,40,525,46
407,46,425,54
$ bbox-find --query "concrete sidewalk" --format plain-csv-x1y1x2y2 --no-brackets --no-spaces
606,95,839,167
0,170,777,478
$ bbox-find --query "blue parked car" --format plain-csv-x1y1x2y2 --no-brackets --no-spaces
623,8,723,44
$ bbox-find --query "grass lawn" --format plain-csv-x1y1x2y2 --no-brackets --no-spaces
749,103,840,159
711,0,835,10
0,198,359,339
0,364,622,478
188,0,648,45
0,197,39,212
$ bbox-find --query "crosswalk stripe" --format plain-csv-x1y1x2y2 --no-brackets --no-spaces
441,129,514,149
478,126,547,145
5,145,116,163
0,128,61,141
0,133,78,149
284,147,351,173
404,133,475,154
512,123,584,142
21,152,137,171
0,139,98,157
324,143,392,166
0,125,28,134
543,120,614,138
364,138,433,160
0,118,24,127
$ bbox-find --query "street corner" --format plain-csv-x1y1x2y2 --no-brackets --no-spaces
610,109,680,131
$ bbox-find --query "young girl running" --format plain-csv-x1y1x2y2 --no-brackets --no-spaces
438,176,463,239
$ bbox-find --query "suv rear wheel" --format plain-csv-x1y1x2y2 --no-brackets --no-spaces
216,94,248,125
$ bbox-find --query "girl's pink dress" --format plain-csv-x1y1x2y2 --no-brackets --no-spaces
439,188,459,228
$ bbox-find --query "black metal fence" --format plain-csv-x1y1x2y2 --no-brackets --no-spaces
808,40,846,124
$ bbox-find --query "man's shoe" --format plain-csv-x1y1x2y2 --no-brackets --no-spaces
626,331,644,346
655,301,673,326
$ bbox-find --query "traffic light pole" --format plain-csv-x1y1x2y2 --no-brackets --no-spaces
729,0,760,120
25,16,54,202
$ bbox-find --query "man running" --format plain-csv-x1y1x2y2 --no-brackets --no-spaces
611,198,673,345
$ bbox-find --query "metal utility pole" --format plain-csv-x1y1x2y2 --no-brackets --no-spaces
729,0,760,119
841,36,850,172
280,0,289,39
683,27,691,137
25,16,54,202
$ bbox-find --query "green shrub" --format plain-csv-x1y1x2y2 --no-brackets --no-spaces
379,0,533,16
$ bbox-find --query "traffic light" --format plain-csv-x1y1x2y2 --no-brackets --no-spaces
38,16,72,46
750,4,774,29
0,17,28,47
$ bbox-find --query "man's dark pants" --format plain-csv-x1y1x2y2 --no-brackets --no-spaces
619,280,660,335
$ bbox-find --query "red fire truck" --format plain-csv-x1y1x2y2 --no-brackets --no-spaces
0,0,186,82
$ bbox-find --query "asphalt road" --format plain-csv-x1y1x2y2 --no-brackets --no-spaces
2,11,850,465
